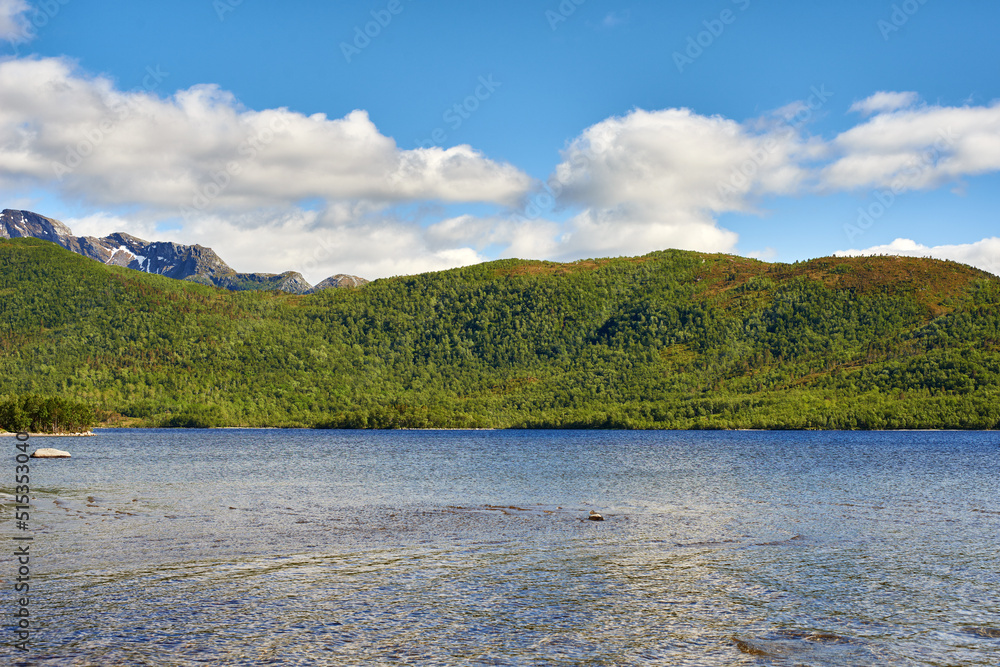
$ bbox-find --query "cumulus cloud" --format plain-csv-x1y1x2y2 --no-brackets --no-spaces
835,237,1000,276
541,107,811,258
0,57,535,215
848,91,919,115
206,212,491,281
0,0,28,42
60,211,141,239
549,93,1000,239
821,98,1000,192
426,214,563,260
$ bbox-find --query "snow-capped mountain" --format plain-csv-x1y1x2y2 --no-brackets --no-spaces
1,209,367,294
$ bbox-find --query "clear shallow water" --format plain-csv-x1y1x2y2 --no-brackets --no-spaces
2,429,999,665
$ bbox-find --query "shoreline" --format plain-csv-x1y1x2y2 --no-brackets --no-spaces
0,431,95,437
13,426,991,433
3,426,989,434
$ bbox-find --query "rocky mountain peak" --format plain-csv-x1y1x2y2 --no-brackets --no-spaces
309,274,370,291
1,209,75,241
1,208,368,294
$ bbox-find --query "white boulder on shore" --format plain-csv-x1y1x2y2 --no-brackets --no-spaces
31,448,71,458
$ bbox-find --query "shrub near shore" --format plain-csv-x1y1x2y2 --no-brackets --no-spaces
0,395,95,434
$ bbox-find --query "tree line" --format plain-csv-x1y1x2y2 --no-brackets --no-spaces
2,237,998,430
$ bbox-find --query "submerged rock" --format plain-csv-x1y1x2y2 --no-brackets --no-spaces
963,626,1000,639
588,510,604,521
732,630,867,663
734,638,778,657
31,448,71,458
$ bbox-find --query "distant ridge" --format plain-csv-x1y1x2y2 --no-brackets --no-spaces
0,209,367,294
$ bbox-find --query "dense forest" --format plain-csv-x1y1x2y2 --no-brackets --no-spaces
2,237,999,430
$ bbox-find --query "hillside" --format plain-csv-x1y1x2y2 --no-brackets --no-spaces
2,237,999,430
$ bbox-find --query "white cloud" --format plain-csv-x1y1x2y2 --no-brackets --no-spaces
61,211,141,239
849,91,919,115
553,94,1000,224
0,0,29,42
553,209,739,261
0,57,535,214
835,237,1000,276
543,107,809,258
821,98,1000,192
214,212,490,282
426,214,563,260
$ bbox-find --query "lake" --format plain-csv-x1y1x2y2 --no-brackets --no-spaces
3,429,999,665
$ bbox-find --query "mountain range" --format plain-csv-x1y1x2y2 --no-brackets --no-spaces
0,209,367,293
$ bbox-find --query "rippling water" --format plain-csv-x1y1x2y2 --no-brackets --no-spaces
2,429,999,665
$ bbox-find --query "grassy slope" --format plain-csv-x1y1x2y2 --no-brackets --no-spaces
2,237,999,429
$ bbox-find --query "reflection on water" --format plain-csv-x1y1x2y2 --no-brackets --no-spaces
2,429,999,665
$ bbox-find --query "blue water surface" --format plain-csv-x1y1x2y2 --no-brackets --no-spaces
2,429,998,665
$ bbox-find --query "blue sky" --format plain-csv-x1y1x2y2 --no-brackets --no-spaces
1,0,999,280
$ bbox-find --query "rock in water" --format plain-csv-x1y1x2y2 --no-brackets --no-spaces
31,448,71,459
589,510,604,521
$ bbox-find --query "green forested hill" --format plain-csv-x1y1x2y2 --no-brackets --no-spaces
2,237,999,429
